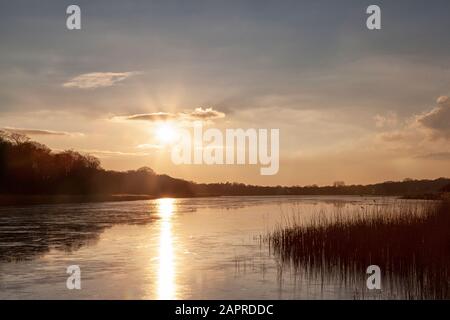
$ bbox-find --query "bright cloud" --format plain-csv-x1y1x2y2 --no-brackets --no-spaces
63,72,140,89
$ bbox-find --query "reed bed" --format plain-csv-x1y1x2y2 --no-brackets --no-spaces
268,201,450,299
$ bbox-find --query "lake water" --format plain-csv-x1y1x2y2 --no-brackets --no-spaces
0,196,407,299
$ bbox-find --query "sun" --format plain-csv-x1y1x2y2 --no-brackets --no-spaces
155,123,178,144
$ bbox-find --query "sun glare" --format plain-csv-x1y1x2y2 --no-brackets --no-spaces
155,123,178,144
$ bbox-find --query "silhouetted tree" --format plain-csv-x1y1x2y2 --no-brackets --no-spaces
333,181,346,187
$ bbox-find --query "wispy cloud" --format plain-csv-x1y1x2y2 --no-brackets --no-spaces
2,127,83,137
374,112,398,128
377,130,406,142
187,107,225,120
63,72,140,89
136,143,164,150
121,107,226,122
415,152,450,160
80,149,151,158
126,112,177,121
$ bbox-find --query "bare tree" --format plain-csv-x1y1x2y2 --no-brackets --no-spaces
0,131,30,145
333,181,346,187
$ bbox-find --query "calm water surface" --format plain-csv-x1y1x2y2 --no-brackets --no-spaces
0,196,400,299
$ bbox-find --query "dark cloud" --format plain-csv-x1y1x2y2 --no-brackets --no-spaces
122,107,225,122
416,96,450,139
126,112,177,121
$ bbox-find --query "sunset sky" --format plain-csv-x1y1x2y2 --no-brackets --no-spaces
1,0,449,186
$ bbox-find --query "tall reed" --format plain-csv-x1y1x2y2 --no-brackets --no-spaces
268,201,450,299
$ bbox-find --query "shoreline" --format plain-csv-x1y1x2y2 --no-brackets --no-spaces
0,194,159,206
0,193,228,207
0,193,444,207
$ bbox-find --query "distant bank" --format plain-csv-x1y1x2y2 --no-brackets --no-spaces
1,131,450,206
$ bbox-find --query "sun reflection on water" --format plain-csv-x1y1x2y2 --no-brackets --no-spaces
157,198,176,299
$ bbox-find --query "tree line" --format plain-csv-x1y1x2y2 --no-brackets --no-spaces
0,131,192,196
1,131,449,197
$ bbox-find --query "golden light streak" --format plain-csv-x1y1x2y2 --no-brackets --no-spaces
156,198,176,299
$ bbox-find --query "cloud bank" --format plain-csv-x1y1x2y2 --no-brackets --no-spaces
373,95,450,160
416,96,450,139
